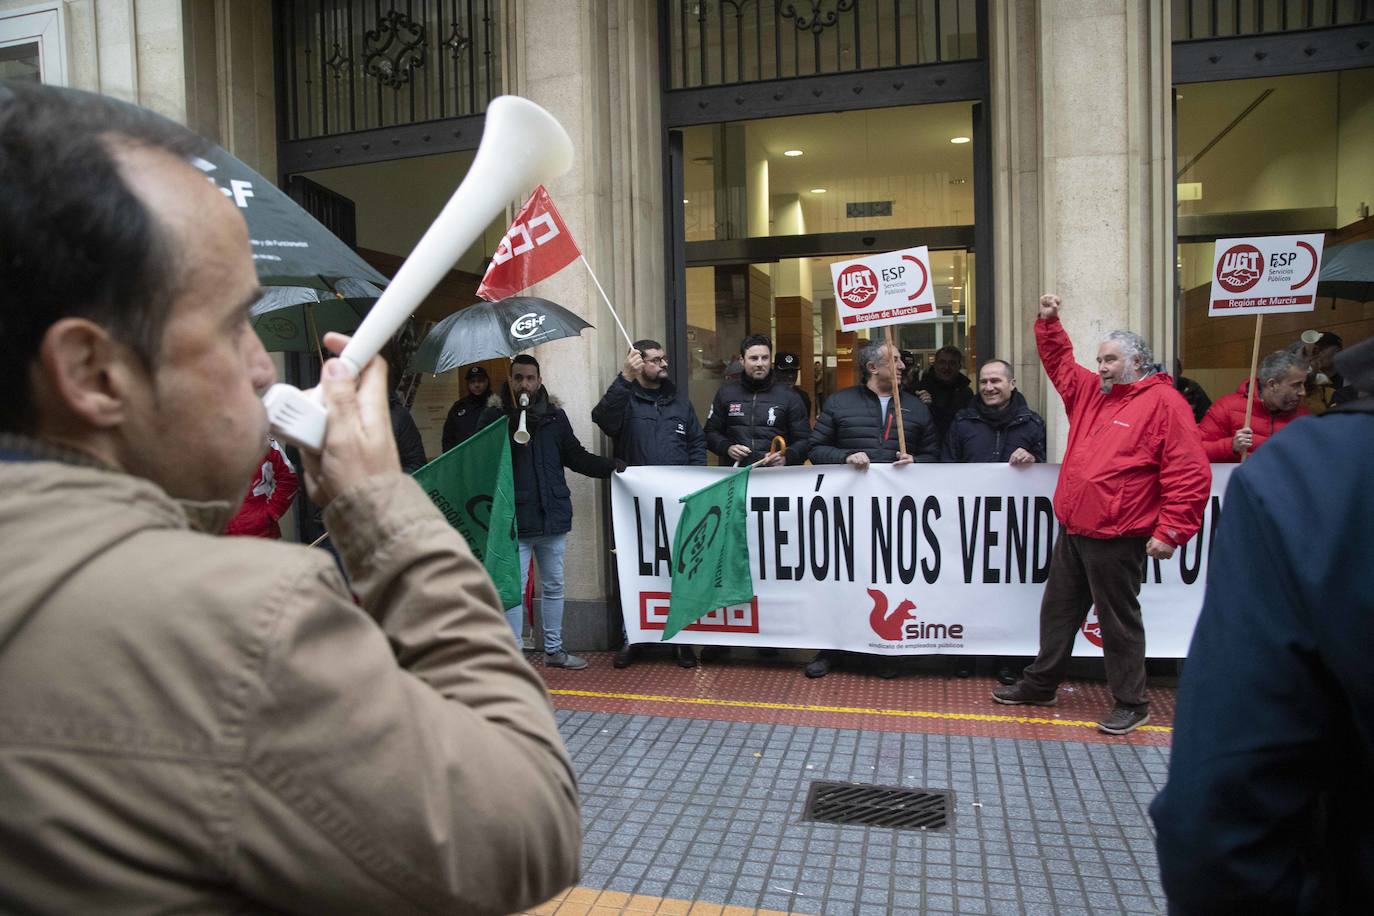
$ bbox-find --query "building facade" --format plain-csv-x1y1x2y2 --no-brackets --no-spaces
6,0,1371,648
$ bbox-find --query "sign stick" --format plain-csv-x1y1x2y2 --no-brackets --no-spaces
885,325,907,455
579,254,634,349
1240,313,1264,463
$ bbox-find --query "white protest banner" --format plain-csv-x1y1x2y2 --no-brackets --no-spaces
1208,233,1325,316
612,464,1232,657
830,246,938,332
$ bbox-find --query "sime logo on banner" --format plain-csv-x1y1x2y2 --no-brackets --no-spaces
612,464,1233,657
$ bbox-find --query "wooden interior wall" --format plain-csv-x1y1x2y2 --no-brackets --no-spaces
775,295,815,418
747,266,772,340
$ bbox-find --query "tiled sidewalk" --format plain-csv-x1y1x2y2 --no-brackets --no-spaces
549,710,1167,915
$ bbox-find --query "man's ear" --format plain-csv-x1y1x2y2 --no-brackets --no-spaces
37,318,144,430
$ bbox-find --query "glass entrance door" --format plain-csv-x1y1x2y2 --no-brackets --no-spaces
0,6,66,85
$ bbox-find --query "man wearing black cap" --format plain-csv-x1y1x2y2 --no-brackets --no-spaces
773,351,812,422
441,365,492,451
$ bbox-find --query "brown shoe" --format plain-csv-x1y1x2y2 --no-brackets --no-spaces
991,682,1057,707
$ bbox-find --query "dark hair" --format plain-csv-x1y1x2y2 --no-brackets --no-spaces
512,353,541,374
979,359,1015,380
740,334,771,357
935,345,963,360
0,80,208,433
633,338,663,354
1315,332,1343,351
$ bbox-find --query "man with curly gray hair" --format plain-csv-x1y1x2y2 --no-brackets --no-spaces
992,294,1210,736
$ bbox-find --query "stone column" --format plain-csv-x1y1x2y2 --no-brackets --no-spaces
991,0,1173,457
504,0,664,649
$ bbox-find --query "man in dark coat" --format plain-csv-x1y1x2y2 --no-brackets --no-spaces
773,350,812,420
704,335,809,467
804,339,938,679
479,354,620,670
942,359,1046,682
1151,337,1374,913
441,365,491,452
941,360,1046,465
593,339,704,669
910,344,974,446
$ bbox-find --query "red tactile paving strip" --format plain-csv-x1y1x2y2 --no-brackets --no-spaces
538,651,1173,747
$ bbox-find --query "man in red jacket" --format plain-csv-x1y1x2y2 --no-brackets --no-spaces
993,294,1211,735
1197,350,1309,462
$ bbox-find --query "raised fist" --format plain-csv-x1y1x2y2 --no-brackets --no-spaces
1039,294,1061,320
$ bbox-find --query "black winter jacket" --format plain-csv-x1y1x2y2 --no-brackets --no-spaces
703,374,810,465
807,385,938,464
910,369,974,443
591,375,706,467
478,387,617,538
941,391,1047,463
440,392,490,452
388,392,428,473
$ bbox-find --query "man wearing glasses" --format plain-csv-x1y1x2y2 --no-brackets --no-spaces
593,340,706,668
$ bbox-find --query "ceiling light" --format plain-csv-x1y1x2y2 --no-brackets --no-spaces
950,136,971,144
809,187,827,194
683,199,690,204
783,149,804,157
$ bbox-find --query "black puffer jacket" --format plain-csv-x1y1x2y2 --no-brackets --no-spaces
941,390,1047,463
592,375,706,467
807,385,938,464
704,374,810,465
910,369,974,443
388,392,428,473
478,386,617,538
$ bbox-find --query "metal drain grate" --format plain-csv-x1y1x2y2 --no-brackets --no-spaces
802,781,951,831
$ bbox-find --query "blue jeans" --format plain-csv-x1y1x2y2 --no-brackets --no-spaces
505,533,567,655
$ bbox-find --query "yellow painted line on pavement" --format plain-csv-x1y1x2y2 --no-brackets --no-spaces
548,688,1172,734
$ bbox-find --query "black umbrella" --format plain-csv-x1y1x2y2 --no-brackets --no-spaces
250,279,383,353
1318,239,1374,303
410,297,594,374
191,149,389,291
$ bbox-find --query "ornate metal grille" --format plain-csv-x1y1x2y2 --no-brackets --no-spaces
1173,0,1372,41
279,0,501,141
666,0,980,90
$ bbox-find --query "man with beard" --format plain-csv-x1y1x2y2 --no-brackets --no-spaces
441,365,492,451
479,355,620,669
992,294,1210,736
593,340,705,669
910,344,974,446
704,335,809,467
942,359,1046,682
1197,350,1309,462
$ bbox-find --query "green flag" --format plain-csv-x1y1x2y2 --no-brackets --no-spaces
413,417,522,609
664,466,754,640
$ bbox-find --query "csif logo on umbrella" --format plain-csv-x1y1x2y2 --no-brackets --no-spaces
191,157,256,208
510,312,548,339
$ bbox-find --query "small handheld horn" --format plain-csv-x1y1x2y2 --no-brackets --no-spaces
513,393,531,445
264,95,575,451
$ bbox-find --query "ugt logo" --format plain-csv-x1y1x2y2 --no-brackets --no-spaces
676,506,722,580
837,264,879,309
1216,244,1263,293
867,587,919,641
1081,606,1104,648
490,211,562,266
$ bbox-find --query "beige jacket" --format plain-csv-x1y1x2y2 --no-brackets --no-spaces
0,438,580,914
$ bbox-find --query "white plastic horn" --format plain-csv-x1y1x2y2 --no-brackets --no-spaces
513,392,531,444
263,95,575,452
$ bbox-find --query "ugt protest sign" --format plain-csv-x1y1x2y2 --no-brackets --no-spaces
829,245,939,331
1208,234,1324,316
612,463,1234,658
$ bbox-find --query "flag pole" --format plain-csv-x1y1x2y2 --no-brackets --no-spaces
885,325,908,455
1239,313,1264,463
579,254,634,349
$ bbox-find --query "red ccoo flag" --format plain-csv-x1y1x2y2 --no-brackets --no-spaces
477,185,581,301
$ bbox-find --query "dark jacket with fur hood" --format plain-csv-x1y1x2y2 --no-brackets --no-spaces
478,386,617,538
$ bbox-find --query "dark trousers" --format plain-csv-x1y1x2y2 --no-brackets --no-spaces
1021,533,1149,709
